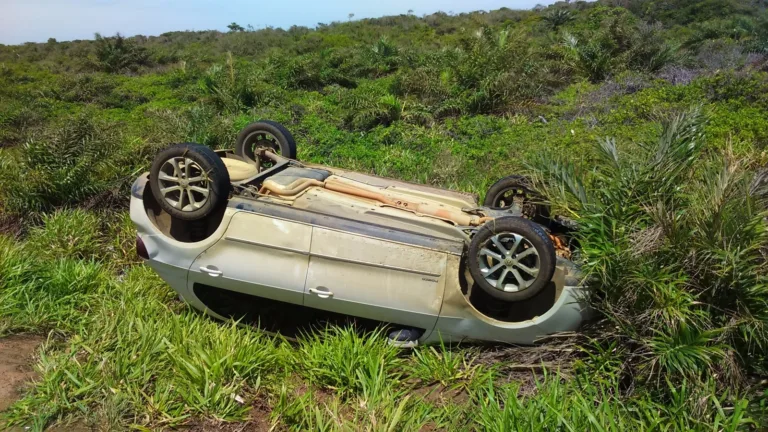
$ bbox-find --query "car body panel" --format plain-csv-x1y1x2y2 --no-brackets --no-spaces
427,287,585,344
228,196,465,254
304,227,446,330
189,212,312,305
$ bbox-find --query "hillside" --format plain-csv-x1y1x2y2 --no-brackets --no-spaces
1,0,768,429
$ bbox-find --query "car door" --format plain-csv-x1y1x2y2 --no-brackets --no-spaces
303,227,447,330
188,211,311,305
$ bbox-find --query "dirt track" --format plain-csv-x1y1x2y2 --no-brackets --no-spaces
0,335,43,412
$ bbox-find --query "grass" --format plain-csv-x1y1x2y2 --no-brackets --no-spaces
409,341,482,388
0,174,764,430
0,0,767,429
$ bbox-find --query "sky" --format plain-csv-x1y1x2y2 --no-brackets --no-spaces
0,0,557,45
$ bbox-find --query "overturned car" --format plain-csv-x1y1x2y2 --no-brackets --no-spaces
130,121,588,345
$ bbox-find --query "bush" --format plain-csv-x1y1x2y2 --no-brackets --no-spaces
543,9,575,30
531,107,768,390
56,73,121,104
199,55,286,113
0,115,124,215
144,105,237,149
265,52,356,90
92,33,150,73
451,28,550,113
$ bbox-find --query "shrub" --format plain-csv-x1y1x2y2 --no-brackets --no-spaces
199,55,286,113
531,107,768,390
449,27,551,113
627,22,681,73
695,39,746,71
0,114,123,215
696,71,768,106
363,37,403,77
55,73,121,104
92,33,150,73
0,101,44,146
144,105,237,149
265,52,356,90
565,35,618,82
561,18,681,82
543,9,575,30
392,66,452,106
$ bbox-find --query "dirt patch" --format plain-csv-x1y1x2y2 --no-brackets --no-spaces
412,382,470,406
183,396,273,432
46,420,93,432
0,334,44,412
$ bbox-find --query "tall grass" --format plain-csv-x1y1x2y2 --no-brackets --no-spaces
475,372,753,431
294,326,402,398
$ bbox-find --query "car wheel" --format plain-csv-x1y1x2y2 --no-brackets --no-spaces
483,175,550,219
235,121,297,166
468,217,556,302
149,143,230,221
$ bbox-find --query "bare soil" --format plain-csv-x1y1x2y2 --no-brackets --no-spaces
0,334,43,413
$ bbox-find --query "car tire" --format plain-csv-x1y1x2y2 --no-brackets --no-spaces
468,217,556,302
150,143,230,221
235,120,297,162
483,175,550,219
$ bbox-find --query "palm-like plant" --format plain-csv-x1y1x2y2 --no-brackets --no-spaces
200,55,284,113
366,37,402,76
543,9,575,30
93,33,149,73
562,32,616,83
0,115,122,215
530,107,768,389
450,27,545,114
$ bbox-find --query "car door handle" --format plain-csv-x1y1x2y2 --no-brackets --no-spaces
200,266,222,277
309,287,333,299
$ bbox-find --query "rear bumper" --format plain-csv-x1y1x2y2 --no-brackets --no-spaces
130,173,231,317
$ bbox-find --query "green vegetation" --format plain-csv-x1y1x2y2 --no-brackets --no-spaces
1,0,767,429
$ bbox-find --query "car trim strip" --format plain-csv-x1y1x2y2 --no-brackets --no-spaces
225,236,444,277
309,253,443,277
228,197,464,255
225,236,310,255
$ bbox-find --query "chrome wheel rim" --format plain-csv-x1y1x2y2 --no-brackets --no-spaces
157,157,210,211
477,233,540,292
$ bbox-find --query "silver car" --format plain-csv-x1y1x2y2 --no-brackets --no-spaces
130,121,588,345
